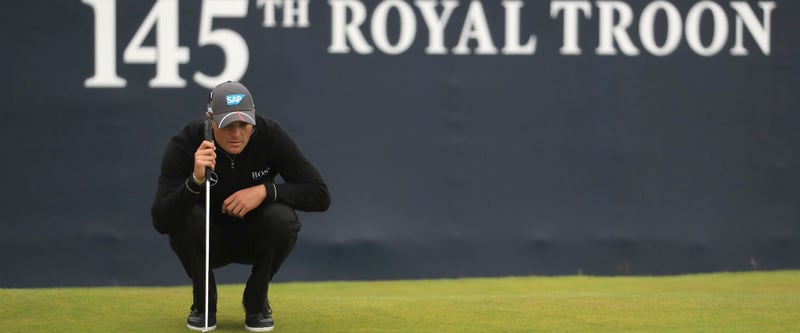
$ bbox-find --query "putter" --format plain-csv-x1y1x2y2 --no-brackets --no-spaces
203,116,213,332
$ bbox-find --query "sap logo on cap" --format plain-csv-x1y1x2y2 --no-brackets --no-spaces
226,94,246,106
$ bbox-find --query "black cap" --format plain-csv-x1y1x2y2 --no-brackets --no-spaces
208,81,256,128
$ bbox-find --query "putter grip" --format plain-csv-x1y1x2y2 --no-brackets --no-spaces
204,118,213,179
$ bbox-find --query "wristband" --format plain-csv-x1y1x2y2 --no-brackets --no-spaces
192,172,204,185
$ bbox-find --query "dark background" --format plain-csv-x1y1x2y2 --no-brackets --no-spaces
1,0,798,287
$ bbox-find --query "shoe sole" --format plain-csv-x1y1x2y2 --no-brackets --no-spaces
244,324,274,332
187,324,217,331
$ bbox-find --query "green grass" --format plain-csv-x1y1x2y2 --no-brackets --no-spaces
2,271,799,332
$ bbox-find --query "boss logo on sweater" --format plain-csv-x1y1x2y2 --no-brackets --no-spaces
251,166,270,181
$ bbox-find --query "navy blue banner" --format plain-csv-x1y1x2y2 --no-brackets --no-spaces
0,0,798,287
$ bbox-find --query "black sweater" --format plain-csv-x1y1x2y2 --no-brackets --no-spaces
151,115,330,234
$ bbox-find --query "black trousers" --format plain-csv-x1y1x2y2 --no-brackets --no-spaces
168,203,300,314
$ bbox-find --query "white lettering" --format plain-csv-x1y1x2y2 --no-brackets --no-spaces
252,169,270,179
123,0,190,87
328,0,373,54
371,0,417,55
284,0,310,27
453,1,497,55
83,0,127,87
193,0,249,89
257,0,281,27
686,1,728,56
730,1,775,55
258,0,309,28
595,1,639,56
85,0,781,89
501,0,536,55
415,0,459,55
551,0,592,55
552,0,776,57
639,1,682,56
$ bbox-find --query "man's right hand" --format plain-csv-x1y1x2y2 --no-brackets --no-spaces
193,140,216,183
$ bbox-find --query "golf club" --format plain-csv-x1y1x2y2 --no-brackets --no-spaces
203,116,213,332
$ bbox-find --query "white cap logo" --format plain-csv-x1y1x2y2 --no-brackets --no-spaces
226,94,246,106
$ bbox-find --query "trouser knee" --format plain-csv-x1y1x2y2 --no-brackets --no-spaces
251,203,301,238
259,204,300,231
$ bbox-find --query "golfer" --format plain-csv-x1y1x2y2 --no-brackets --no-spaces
151,81,330,331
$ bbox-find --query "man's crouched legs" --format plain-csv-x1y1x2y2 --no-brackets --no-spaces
168,203,300,331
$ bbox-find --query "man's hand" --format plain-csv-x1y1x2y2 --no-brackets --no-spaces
222,185,267,218
193,140,216,183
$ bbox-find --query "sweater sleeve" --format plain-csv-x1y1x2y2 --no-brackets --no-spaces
268,124,331,212
151,124,203,234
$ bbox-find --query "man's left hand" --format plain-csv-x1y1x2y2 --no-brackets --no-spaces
222,185,267,218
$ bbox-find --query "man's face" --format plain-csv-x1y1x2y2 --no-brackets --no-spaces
213,121,253,155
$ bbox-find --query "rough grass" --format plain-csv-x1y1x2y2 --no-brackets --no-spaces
2,271,798,332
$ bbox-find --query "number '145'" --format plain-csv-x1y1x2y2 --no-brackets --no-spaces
83,0,249,89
